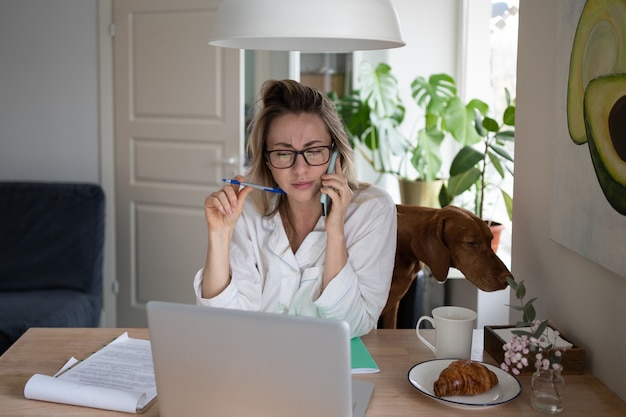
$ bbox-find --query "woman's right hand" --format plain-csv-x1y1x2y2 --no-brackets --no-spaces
204,175,253,233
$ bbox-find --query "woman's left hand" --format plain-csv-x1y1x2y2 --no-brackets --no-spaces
320,156,351,290
320,157,353,230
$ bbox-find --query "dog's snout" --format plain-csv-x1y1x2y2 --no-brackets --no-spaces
500,272,514,288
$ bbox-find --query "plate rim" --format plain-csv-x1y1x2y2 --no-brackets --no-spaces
407,358,522,408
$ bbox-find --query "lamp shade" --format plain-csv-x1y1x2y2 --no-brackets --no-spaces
208,0,405,51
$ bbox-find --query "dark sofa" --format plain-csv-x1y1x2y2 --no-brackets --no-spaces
0,182,105,355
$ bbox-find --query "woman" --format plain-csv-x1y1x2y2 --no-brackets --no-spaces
193,79,397,337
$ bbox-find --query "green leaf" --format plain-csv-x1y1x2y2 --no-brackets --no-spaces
489,142,514,162
503,105,516,126
516,281,526,300
488,151,505,178
533,320,550,338
446,168,481,197
495,130,515,142
363,126,378,150
410,74,461,180
501,190,513,221
412,128,444,181
524,297,539,307
473,108,486,137
338,62,408,176
411,73,456,114
360,63,404,122
482,116,500,132
444,99,486,146
439,184,453,207
467,98,490,115
443,97,478,146
524,303,536,323
449,146,483,176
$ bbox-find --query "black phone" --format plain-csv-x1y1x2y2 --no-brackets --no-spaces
321,149,339,217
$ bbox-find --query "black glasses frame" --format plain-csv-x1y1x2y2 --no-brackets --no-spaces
265,145,334,169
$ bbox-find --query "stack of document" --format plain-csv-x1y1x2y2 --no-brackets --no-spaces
24,333,157,414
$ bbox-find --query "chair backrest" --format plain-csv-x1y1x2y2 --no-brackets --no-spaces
0,182,105,296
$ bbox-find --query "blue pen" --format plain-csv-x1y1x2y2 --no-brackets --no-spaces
222,179,286,194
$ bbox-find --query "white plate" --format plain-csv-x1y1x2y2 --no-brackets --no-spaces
407,359,522,410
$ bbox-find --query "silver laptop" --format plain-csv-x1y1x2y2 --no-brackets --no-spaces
146,301,374,417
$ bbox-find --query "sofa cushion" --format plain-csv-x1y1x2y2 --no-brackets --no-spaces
0,182,105,294
0,289,101,355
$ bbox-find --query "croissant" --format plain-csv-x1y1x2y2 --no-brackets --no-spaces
433,360,498,397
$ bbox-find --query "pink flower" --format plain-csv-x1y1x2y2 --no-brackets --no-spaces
501,323,566,373
501,278,568,375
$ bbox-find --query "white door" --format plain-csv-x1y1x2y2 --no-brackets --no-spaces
113,0,242,326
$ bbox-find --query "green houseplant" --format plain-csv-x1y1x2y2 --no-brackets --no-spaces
331,62,406,178
438,90,515,222
331,62,515,217
332,62,474,206
334,62,472,182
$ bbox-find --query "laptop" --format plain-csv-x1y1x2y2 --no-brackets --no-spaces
146,301,374,417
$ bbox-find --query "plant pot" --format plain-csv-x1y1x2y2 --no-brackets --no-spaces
485,220,504,253
399,178,443,208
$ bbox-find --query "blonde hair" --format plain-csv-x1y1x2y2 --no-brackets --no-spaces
246,79,366,215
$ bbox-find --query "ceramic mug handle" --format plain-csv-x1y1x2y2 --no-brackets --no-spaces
416,316,436,353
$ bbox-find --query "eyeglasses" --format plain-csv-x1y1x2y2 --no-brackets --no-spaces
266,145,333,169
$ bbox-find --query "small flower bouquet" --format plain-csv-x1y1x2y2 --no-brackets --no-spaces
500,278,567,375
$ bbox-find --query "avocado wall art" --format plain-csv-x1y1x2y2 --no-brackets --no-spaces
549,0,625,278
566,0,626,215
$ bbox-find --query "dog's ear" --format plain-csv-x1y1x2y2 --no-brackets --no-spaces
411,213,451,282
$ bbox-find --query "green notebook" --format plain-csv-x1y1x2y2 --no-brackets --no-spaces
350,337,380,374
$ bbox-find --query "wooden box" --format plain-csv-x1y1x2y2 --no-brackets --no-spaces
484,325,586,375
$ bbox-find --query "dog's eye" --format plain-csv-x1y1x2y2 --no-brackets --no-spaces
464,241,479,248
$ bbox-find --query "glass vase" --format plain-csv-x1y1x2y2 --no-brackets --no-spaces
530,366,564,413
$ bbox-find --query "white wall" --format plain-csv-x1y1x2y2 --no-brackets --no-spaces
0,0,100,183
388,0,463,103
515,0,626,401
0,0,116,327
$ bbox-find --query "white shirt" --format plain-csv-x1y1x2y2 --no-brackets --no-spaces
194,185,397,337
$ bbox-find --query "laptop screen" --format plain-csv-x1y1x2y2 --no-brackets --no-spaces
147,301,371,417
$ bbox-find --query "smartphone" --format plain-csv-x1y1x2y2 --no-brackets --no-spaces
321,149,339,216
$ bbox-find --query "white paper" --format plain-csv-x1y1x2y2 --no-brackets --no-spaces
494,327,574,349
24,332,157,414
25,374,146,413
53,357,79,377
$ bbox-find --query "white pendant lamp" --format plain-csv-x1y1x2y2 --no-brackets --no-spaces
208,0,405,51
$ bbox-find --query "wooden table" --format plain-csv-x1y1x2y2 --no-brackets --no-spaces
1,328,624,416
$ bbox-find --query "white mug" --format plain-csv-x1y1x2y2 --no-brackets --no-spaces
416,306,477,359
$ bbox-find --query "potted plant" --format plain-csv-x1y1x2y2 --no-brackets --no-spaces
332,62,469,207
331,62,405,178
398,72,464,206
438,90,516,248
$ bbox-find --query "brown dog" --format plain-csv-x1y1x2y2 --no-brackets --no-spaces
379,205,513,329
